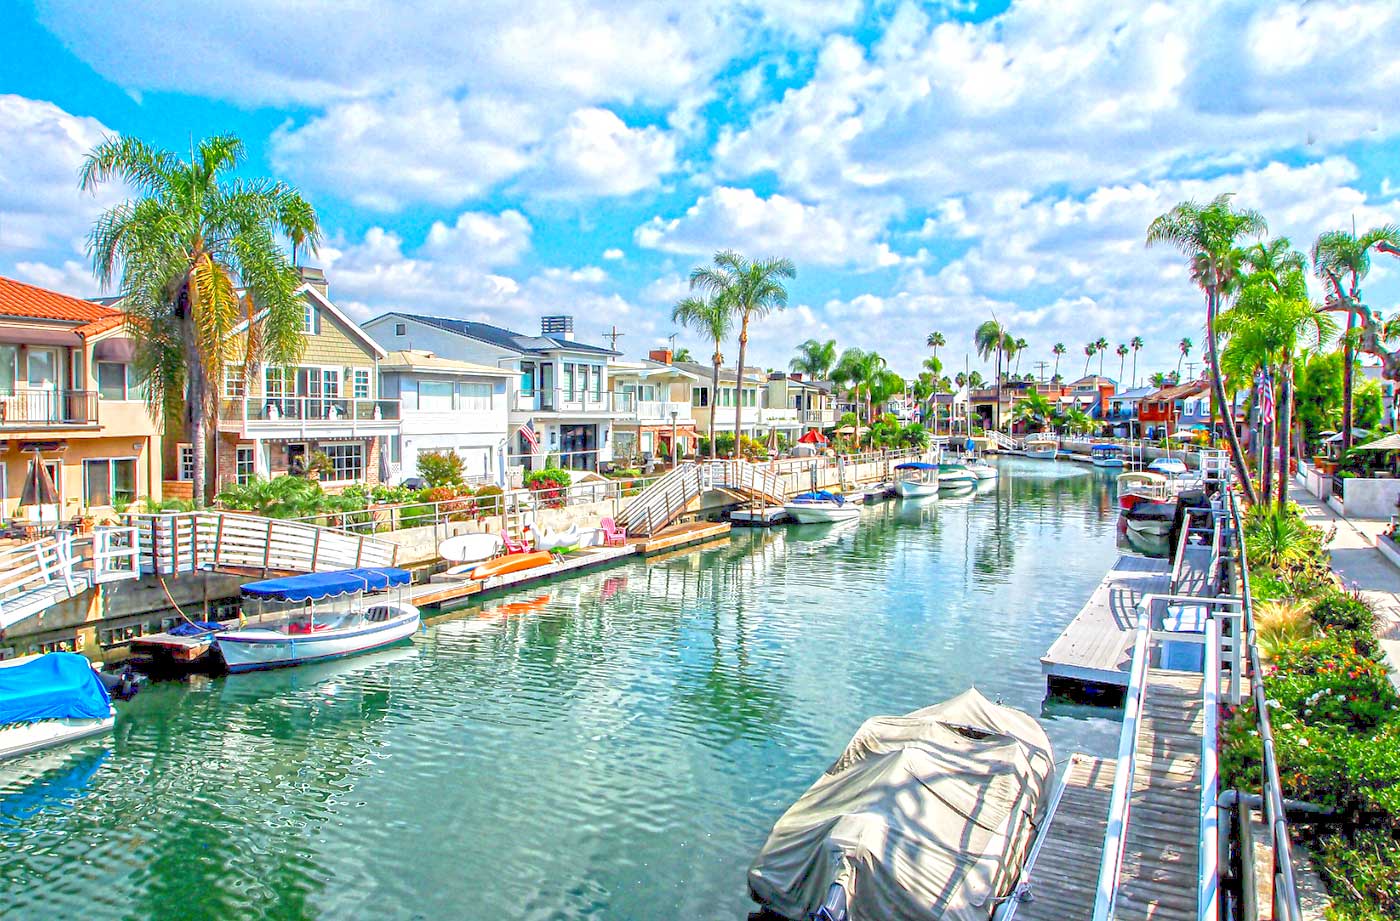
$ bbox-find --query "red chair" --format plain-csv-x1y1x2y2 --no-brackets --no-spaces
502,531,532,554
599,517,627,547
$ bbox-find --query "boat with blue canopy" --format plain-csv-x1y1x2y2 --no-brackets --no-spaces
0,652,115,762
936,463,979,490
783,491,862,524
216,567,420,673
1090,444,1126,468
893,462,940,498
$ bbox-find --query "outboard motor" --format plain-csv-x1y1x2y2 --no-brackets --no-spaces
98,665,142,701
812,883,848,921
1168,487,1211,560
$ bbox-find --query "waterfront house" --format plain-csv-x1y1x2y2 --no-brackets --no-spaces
0,275,164,524
609,349,701,463
1138,380,1209,440
364,312,622,471
1103,386,1154,437
1067,375,1116,420
378,350,513,485
189,268,401,495
763,373,835,438
671,360,776,444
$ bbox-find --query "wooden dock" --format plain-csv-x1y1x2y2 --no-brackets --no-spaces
1014,753,1117,921
1041,555,1171,690
631,520,730,554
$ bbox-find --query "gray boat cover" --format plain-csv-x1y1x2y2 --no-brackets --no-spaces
747,688,1054,921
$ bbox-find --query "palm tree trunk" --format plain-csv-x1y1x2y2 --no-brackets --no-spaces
709,350,721,459
1261,415,1274,504
1084,353,1091,377
183,315,210,507
994,350,1002,431
1278,360,1293,507
1341,309,1356,453
1053,355,1060,379
734,316,749,458
1205,289,1257,503
1131,352,1138,388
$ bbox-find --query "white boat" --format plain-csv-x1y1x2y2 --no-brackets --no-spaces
893,462,940,498
438,532,502,565
0,653,115,762
783,491,862,524
937,463,979,489
1024,435,1059,459
1148,457,1189,477
534,524,584,551
963,458,998,479
216,568,421,674
1090,444,1126,468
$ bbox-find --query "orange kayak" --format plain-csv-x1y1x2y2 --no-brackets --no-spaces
469,551,555,581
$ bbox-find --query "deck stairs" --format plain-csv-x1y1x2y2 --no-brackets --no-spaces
985,429,1021,451
130,512,398,577
0,527,140,630
616,460,784,536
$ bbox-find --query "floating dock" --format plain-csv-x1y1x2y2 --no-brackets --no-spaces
1014,753,1117,921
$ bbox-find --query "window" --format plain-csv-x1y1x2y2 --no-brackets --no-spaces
322,443,364,481
0,344,16,391
224,366,245,399
520,362,536,395
352,369,371,399
419,380,454,411
692,386,709,408
302,299,316,333
461,382,492,411
265,367,291,398
394,323,407,337
96,361,128,400
235,446,255,485
563,363,576,399
83,458,136,507
577,364,590,399
177,444,195,481
743,388,756,407
592,365,603,399
387,435,401,464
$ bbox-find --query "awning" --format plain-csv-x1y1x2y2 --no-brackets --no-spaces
1354,433,1400,451
242,567,411,601
0,326,82,347
93,337,137,362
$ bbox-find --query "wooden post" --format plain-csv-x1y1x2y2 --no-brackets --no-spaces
262,520,273,576
172,516,181,576
310,529,322,571
214,514,226,569
355,535,365,568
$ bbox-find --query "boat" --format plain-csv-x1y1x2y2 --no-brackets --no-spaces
1148,457,1188,477
1023,435,1059,459
1090,444,1125,468
215,568,420,674
1117,470,1170,511
1123,499,1176,537
469,550,556,580
438,533,503,565
963,457,998,480
783,491,862,524
893,462,940,498
748,688,1054,921
0,653,116,762
534,524,584,552
937,463,979,490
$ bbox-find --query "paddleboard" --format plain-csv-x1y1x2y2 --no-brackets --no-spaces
438,533,503,564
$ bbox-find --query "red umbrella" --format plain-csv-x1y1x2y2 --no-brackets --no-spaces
797,428,828,445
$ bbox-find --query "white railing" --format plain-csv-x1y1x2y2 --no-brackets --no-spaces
511,389,627,414
221,395,401,423
632,400,693,423
615,459,786,536
129,512,398,575
0,527,141,629
90,526,139,584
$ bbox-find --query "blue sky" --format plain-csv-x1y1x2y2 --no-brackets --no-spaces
2,0,1398,383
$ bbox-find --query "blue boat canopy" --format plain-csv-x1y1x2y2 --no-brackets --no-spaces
242,567,412,602
791,490,844,504
0,652,111,725
894,462,937,471
1091,444,1122,453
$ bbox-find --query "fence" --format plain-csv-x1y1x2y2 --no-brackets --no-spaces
0,526,140,630
129,513,398,575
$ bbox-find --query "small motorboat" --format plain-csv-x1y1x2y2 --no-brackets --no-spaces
469,550,556,580
893,462,940,498
0,653,115,762
784,491,862,524
1148,457,1188,477
1123,499,1176,537
963,457,998,480
215,568,420,673
1023,435,1059,459
1090,444,1125,468
937,463,979,490
749,688,1054,921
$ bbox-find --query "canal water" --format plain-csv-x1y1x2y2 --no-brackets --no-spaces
1,459,1126,920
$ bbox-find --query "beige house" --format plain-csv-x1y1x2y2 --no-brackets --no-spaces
609,349,701,462
0,275,163,525
763,373,836,435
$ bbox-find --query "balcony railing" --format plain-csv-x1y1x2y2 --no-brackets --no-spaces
801,408,835,426
511,389,628,414
633,400,694,423
219,396,401,423
0,389,98,427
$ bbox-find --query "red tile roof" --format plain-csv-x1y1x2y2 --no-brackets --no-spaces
0,275,121,324
75,314,127,337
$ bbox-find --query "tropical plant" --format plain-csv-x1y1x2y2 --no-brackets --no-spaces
673,346,694,362
672,293,734,458
417,450,466,488
688,251,795,456
1094,336,1109,377
834,348,895,447
1115,343,1129,384
1082,341,1096,378
789,338,837,380
926,331,945,361
1177,337,1193,379
1129,336,1144,387
1147,194,1268,503
974,320,1011,429
1060,407,1096,435
1052,342,1066,380
82,134,321,505
1013,390,1055,431
1012,337,1029,376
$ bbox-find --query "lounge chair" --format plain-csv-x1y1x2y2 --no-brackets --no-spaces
599,517,627,547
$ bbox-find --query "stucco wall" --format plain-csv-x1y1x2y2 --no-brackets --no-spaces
1340,477,1400,520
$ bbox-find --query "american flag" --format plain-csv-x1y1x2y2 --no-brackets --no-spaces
518,419,540,452
1256,368,1275,425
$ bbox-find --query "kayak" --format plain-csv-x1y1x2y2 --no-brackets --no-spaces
469,551,555,581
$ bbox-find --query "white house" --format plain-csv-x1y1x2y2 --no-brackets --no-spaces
609,349,701,461
378,349,513,485
363,313,623,471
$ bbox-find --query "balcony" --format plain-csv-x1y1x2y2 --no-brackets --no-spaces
632,400,694,424
800,408,836,427
510,388,630,415
217,396,402,438
0,389,98,429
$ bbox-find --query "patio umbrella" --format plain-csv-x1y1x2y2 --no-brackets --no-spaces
1354,433,1400,452
797,428,828,445
20,452,59,532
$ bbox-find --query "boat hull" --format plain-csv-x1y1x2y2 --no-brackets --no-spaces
0,712,115,762
1091,458,1125,468
784,504,862,524
1024,449,1056,460
1124,516,1173,537
894,479,939,498
469,550,555,580
938,474,979,489
216,611,420,673
967,464,998,479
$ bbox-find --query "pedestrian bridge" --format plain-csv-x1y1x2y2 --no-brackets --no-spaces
0,527,140,630
131,512,398,576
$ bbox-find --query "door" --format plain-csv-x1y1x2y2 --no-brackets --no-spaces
26,348,58,422
540,363,555,411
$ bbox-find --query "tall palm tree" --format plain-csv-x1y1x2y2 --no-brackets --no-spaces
671,294,734,458
1011,337,1029,376
689,251,795,455
1094,336,1109,377
1148,193,1267,502
789,338,837,380
926,331,945,362
1082,342,1096,378
974,319,1009,430
1129,336,1144,387
1052,342,1066,380
1115,343,1129,385
1014,390,1055,432
83,134,320,505
1176,337,1193,379
1312,223,1400,452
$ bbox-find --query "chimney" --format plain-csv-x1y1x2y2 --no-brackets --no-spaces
789,372,802,381
298,266,328,298
648,348,673,365
541,315,574,341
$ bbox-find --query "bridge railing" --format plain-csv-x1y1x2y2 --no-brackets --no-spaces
128,512,398,576
0,526,142,629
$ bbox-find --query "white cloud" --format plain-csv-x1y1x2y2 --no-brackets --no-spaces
528,108,677,198
602,248,625,261
422,209,533,266
635,187,902,268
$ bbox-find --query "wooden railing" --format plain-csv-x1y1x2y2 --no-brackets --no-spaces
616,460,787,536
0,526,139,629
129,512,397,576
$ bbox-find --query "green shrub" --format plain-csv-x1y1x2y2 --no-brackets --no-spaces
1315,832,1400,921
417,450,465,488
1311,591,1379,634
1266,634,1400,731
370,483,418,505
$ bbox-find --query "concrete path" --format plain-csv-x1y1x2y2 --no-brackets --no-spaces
1289,490,1400,687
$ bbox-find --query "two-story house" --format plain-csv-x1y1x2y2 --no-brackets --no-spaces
764,373,835,435
672,360,767,444
609,349,700,462
185,269,401,495
379,349,513,485
0,275,163,522
364,313,622,471
1103,386,1155,437
1139,380,1209,440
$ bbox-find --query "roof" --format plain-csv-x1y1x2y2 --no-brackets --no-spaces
1110,386,1157,401
672,360,763,384
74,314,127,338
0,275,121,324
1145,381,1209,401
231,285,388,359
242,567,411,601
380,349,513,376
377,312,617,356
610,358,703,381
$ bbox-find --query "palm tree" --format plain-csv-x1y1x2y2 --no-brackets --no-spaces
1052,342,1066,380
689,251,795,455
1094,336,1109,377
1014,390,1055,432
1148,193,1267,503
954,371,968,389
673,346,694,362
1149,371,1170,388
83,134,320,505
1010,337,1029,376
922,355,942,377
926,331,945,361
1177,337,1193,379
1115,343,1129,385
967,371,985,389
833,349,891,447
1082,342,1096,378
974,319,1009,430
671,294,734,458
1312,223,1400,453
1129,336,1144,387
789,338,837,380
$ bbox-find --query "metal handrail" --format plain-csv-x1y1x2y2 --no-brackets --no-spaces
1200,614,1221,921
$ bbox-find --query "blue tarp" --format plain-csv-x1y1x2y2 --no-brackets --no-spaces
792,491,844,504
241,567,412,602
168,621,225,637
1090,444,1121,454
894,462,937,471
0,653,111,725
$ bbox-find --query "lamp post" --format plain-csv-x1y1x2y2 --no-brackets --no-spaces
670,409,678,468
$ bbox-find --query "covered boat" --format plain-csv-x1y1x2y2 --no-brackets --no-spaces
1147,457,1188,477
893,462,940,498
0,653,115,762
1023,435,1058,460
1117,470,1169,511
216,568,420,673
784,491,862,524
1089,444,1125,468
749,688,1054,921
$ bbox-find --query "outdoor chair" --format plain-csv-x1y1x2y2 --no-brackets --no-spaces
599,518,627,546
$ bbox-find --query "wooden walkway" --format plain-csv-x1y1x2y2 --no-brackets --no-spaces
1015,754,1117,921
1041,556,1172,689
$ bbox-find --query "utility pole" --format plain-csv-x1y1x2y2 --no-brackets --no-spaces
1033,360,1049,383
1185,361,1198,381
606,326,625,352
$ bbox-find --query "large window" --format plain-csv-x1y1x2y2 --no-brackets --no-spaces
592,365,603,399
419,380,454,411
0,344,16,391
235,446,255,485
743,388,756,408
563,363,576,399
97,361,128,400
461,382,492,411
224,366,245,399
692,386,709,407
352,369,371,399
84,458,137,507
302,300,316,333
322,443,364,482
